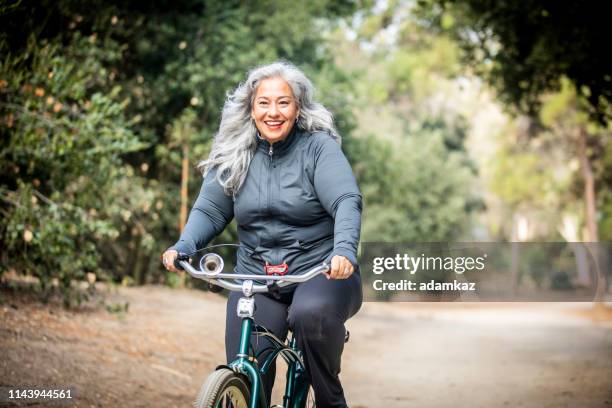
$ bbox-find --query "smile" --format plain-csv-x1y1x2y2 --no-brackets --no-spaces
264,120,284,129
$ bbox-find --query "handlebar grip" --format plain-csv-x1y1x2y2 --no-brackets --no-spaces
174,252,190,270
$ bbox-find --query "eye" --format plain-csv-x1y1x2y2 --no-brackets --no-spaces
279,100,289,106
258,100,269,107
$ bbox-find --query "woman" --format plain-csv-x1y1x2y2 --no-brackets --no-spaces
162,61,362,408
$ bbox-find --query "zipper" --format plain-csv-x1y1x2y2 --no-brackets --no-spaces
267,143,278,264
267,144,273,261
267,144,273,212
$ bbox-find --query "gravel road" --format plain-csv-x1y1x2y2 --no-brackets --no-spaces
1,286,611,407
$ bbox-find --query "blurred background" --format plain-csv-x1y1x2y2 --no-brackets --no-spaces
1,1,611,407
1,0,610,301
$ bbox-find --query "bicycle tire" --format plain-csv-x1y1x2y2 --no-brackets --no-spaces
194,368,251,408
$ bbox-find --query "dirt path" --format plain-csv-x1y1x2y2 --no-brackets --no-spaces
1,286,611,407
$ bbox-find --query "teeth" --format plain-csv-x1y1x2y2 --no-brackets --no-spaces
265,121,283,125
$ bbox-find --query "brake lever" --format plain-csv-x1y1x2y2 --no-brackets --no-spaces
266,282,281,300
208,283,223,293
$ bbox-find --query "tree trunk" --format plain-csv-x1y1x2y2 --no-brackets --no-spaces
559,215,592,288
577,125,598,242
510,214,526,297
179,144,189,233
577,126,607,306
132,236,144,285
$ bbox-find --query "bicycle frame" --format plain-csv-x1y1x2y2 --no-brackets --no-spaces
228,316,311,408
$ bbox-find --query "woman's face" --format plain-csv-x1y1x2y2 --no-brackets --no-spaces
251,77,299,144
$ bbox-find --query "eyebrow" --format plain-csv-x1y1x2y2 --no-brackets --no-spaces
255,96,293,100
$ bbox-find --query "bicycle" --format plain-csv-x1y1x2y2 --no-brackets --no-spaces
175,250,331,408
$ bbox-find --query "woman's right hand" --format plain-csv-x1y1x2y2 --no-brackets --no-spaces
161,249,181,273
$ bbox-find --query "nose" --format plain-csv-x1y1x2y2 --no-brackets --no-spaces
267,102,280,117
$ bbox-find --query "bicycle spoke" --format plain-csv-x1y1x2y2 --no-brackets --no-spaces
214,386,248,408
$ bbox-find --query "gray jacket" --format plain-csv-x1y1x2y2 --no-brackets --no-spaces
171,127,362,276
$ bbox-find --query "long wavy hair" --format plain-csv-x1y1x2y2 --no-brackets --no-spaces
199,61,339,196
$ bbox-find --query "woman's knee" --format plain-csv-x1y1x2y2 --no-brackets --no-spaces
288,301,344,341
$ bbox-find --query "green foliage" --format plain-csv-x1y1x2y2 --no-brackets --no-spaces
335,2,481,242
415,1,612,242
347,128,478,242
0,32,146,304
537,80,612,240
600,141,612,241
105,300,130,319
423,0,611,125
491,146,558,210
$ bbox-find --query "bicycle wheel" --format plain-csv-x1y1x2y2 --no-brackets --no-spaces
194,368,251,408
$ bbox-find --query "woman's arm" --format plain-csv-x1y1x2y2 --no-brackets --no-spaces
312,134,363,269
170,167,235,255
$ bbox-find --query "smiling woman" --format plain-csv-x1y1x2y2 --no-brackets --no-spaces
251,77,299,143
162,61,363,408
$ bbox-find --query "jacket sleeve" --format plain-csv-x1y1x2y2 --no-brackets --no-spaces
312,134,363,267
170,167,234,255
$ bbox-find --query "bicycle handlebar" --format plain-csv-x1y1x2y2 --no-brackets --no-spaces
176,254,330,294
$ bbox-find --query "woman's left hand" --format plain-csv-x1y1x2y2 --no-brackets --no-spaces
327,255,354,280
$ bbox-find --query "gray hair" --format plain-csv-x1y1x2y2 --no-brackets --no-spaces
199,61,339,196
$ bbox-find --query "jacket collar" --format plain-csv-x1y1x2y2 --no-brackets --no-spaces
256,125,300,156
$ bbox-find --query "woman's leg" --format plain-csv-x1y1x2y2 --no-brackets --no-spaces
225,291,290,403
287,271,362,408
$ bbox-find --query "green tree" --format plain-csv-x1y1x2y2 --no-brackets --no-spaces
0,34,146,305
421,0,611,243
423,0,611,125
539,79,610,242
348,129,477,242
333,1,481,242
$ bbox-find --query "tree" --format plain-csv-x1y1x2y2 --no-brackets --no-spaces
333,1,482,242
347,129,478,242
423,0,611,125
421,0,611,243
0,34,146,304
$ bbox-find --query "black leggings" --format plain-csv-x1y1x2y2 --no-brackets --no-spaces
225,272,362,408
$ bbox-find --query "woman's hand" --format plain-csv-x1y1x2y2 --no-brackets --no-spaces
161,249,182,274
327,255,354,280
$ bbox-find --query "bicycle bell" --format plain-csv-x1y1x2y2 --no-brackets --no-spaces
200,252,224,275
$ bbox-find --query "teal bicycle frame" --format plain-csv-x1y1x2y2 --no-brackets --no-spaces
178,253,329,408
228,317,311,408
